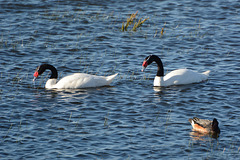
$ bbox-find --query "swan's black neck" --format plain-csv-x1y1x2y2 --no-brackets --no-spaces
37,64,58,79
146,55,164,77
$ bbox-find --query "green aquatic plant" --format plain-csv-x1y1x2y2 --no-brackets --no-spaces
2,123,13,142
104,112,109,128
165,109,172,133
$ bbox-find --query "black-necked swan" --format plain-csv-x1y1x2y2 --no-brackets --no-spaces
141,55,210,87
33,64,118,89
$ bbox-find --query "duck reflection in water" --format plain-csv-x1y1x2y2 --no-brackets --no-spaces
189,130,220,141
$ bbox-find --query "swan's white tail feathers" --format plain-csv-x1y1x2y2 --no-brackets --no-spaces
106,73,118,84
202,70,210,76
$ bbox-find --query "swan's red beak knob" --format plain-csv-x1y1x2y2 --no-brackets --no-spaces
142,61,148,72
33,71,39,81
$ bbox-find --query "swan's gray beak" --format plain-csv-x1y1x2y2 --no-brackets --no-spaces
33,77,37,82
141,66,146,72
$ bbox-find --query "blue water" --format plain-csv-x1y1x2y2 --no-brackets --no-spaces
0,0,240,159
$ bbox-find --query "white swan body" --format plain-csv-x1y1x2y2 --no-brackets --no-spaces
142,55,210,87
45,73,118,89
33,64,118,89
153,69,210,86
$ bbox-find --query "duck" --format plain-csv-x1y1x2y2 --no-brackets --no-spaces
33,64,118,89
141,55,210,86
188,117,220,134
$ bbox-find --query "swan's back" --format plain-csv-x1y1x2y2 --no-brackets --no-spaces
163,69,210,86
54,73,118,89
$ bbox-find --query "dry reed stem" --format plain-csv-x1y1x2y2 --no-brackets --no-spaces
132,17,149,31
122,11,148,31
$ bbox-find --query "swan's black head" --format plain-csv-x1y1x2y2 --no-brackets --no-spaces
33,64,58,81
34,64,48,76
142,55,154,72
212,118,220,133
141,55,164,77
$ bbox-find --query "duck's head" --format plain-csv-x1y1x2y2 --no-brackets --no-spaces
212,118,220,133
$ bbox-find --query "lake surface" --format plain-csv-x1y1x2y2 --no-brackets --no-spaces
0,0,240,159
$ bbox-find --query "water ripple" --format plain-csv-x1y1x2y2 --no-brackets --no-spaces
0,0,240,159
